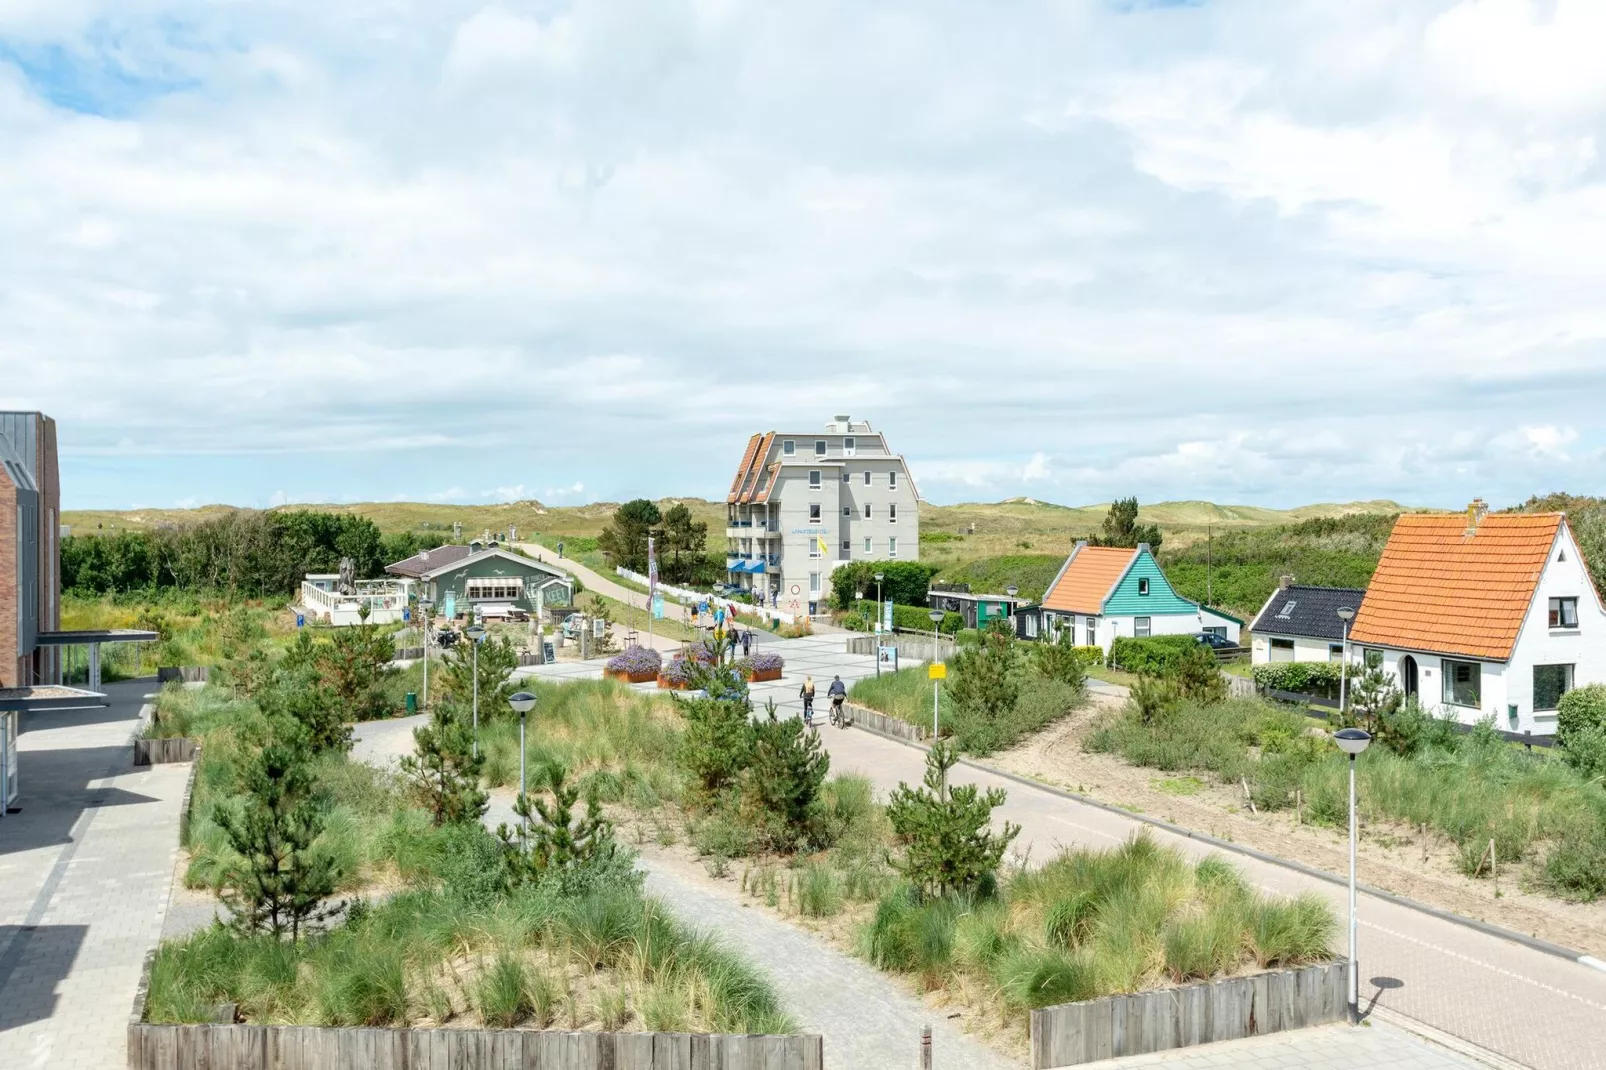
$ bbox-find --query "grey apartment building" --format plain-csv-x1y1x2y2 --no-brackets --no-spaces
725,416,920,616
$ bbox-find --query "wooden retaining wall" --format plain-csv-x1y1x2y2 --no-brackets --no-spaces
841,701,927,743
127,1023,823,1070
1029,962,1348,1068
133,737,198,766
156,667,210,684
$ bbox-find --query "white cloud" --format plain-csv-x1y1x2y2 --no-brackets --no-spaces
267,489,287,507
486,484,527,502
425,486,469,503
7,0,1606,511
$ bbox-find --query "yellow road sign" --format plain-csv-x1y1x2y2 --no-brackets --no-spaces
928,662,947,680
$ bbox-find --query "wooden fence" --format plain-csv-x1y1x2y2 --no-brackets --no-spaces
1029,962,1347,1068
127,1023,823,1070
1222,672,1256,699
842,701,927,743
133,737,198,765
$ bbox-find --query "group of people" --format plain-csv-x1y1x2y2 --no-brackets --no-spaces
799,673,847,726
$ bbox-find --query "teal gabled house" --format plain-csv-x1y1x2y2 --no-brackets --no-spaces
1016,541,1241,652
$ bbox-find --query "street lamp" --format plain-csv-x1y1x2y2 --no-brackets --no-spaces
1336,607,1356,715
465,623,487,758
418,596,434,711
508,690,537,843
1334,726,1372,1024
929,608,945,739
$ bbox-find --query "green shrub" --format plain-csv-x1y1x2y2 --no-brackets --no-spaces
1108,635,1197,675
1073,645,1105,668
885,743,1019,900
830,561,941,610
1558,684,1606,751
1542,825,1606,901
1251,662,1343,696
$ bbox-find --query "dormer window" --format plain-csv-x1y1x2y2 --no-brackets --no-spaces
1138,578,1150,596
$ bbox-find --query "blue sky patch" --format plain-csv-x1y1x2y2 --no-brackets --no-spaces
0,21,202,117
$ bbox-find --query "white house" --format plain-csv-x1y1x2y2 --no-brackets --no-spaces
1018,542,1242,655
1348,502,1606,735
1249,583,1368,665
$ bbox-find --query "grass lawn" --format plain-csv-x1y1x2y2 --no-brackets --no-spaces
849,660,1086,755
1088,666,1141,689
592,593,699,645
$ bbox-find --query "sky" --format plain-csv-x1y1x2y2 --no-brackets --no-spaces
4,0,1606,513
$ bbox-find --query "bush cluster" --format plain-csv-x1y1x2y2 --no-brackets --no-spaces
829,561,941,611
1251,662,1344,697
1107,635,1199,675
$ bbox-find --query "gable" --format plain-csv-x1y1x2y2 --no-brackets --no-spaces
427,548,569,584
1040,546,1134,615
1103,549,1196,617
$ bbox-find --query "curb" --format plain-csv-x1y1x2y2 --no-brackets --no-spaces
844,718,1606,975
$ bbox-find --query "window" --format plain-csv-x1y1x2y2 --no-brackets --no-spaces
844,436,855,455
864,471,872,486
466,577,524,601
1203,626,1227,639
1364,648,1384,669
889,503,898,523
808,539,821,559
814,439,826,457
1328,643,1346,664
1534,663,1574,711
1270,637,1295,663
1138,577,1150,596
1442,659,1482,708
842,471,851,483
889,470,898,490
864,536,872,553
1134,616,1151,638
782,439,795,456
841,539,851,554
864,503,872,519
1086,617,1097,646
808,503,822,522
843,506,852,516
1549,597,1579,629
888,536,898,558
1025,614,1039,638
809,469,821,489
809,572,821,594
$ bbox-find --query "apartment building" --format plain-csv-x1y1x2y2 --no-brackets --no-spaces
0,412,61,686
725,415,920,616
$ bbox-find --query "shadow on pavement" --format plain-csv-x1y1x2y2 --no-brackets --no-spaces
0,924,88,1031
0,746,158,856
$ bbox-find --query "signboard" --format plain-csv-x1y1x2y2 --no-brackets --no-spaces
789,526,830,536
402,607,411,623
593,617,606,638
647,535,658,604
651,594,665,619
543,640,555,663
928,662,947,680
883,599,894,633
295,613,305,629
444,592,456,620
878,646,898,672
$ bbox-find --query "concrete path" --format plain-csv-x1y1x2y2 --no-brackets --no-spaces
1079,1021,1487,1070
0,678,190,1070
510,634,1606,1070
516,545,693,626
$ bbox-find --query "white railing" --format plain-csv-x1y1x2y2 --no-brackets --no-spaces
299,580,413,625
614,567,798,624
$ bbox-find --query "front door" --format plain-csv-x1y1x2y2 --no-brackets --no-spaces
1401,655,1418,699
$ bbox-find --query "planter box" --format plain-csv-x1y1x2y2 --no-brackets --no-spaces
1029,962,1347,1068
606,668,659,684
656,675,692,690
745,667,783,683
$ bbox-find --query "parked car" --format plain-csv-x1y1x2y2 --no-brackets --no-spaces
1193,631,1237,650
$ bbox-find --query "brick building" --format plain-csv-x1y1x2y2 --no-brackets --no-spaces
0,412,61,686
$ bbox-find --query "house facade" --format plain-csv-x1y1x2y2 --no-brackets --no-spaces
1017,541,1241,653
386,545,574,621
1348,504,1605,734
0,412,61,687
1249,583,1368,665
724,416,920,616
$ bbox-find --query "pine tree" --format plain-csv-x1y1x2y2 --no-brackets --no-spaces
744,702,830,851
949,620,1020,723
216,732,342,941
676,695,754,801
318,609,396,723
1032,628,1088,689
400,701,488,825
439,632,517,716
500,763,632,895
1168,641,1227,704
885,741,1019,900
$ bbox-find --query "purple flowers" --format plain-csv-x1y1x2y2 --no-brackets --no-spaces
746,652,785,673
606,647,662,675
662,656,699,685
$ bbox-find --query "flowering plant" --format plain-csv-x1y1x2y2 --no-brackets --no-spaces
662,655,699,685
606,647,662,675
745,652,785,673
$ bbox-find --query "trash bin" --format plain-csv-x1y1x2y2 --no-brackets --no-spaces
405,692,417,713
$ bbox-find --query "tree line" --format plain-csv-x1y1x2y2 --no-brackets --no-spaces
62,509,434,596
596,499,721,585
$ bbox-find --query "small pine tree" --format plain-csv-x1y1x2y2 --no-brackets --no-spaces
885,741,1020,899
500,763,632,894
949,620,1020,723
400,700,488,825
257,667,352,755
1344,665,1403,738
1032,629,1089,689
744,702,830,851
216,731,343,941
1168,641,1227,704
440,632,518,715
584,594,619,656
318,611,396,723
677,695,754,801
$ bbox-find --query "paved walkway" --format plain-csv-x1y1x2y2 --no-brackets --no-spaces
513,634,1606,1070
1079,1021,1488,1069
0,678,190,1070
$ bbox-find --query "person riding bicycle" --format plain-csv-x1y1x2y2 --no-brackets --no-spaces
827,675,847,726
800,676,816,723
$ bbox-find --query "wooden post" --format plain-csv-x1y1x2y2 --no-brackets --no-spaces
1295,789,1302,825
1241,777,1257,814
920,1025,932,1070
1490,838,1498,896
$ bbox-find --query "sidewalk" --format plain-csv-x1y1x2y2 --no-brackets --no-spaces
0,679,191,1070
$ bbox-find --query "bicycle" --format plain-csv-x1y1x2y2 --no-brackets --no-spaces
830,695,847,729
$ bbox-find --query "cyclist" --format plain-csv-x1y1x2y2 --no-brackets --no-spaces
827,675,848,727
800,676,816,724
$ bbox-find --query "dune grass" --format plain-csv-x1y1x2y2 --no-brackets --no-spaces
857,834,1334,1022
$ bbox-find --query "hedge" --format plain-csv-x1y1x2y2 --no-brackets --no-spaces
1250,662,1344,698
1107,635,1197,675
829,561,940,611
854,600,963,635
1558,684,1606,750
1073,645,1105,669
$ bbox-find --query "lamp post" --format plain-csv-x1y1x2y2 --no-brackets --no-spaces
929,608,945,739
465,623,487,758
1336,607,1356,716
1334,726,1372,1024
419,596,434,711
509,690,537,844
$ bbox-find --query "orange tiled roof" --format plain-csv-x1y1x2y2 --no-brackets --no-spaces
1041,546,1136,614
727,434,763,503
736,433,774,503
1349,513,1563,661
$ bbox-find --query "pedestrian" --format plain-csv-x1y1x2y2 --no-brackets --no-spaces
800,675,816,724
741,628,752,657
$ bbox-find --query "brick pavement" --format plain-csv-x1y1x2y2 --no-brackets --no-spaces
0,679,190,1070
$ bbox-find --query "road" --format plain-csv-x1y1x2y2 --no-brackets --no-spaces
520,634,1606,1070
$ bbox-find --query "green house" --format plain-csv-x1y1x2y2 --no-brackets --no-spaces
386,544,573,620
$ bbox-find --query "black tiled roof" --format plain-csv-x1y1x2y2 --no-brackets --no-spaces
386,544,474,578
1250,585,1367,642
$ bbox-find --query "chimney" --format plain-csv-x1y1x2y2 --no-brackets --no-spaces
1278,574,1294,590
1465,497,1489,534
